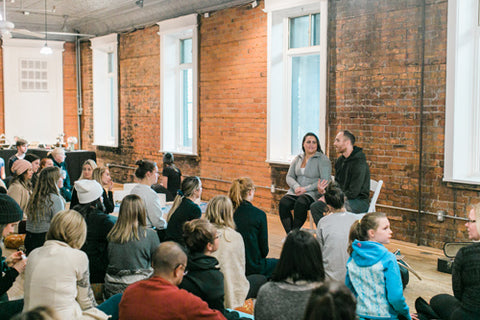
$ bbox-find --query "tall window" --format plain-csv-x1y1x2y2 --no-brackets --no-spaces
158,14,198,155
265,0,328,163
445,0,480,184
90,33,119,147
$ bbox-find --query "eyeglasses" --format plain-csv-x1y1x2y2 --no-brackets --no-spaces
175,263,188,276
467,219,476,224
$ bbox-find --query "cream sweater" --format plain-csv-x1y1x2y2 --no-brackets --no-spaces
23,240,108,320
211,225,250,308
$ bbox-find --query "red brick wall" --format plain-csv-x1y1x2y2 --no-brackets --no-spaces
63,42,78,138
14,0,469,247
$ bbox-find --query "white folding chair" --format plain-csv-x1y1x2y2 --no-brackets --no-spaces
368,179,383,212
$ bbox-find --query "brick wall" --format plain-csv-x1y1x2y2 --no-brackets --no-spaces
63,42,78,138
0,0,466,247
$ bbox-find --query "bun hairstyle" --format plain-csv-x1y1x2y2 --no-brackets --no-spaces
135,160,157,179
182,219,217,253
163,152,174,165
228,177,254,209
303,281,357,320
167,176,201,221
348,212,386,254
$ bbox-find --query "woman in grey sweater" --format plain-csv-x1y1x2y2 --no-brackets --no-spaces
255,229,325,320
279,132,331,233
104,194,160,298
25,166,65,254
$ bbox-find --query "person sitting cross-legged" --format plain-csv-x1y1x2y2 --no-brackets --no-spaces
119,241,226,320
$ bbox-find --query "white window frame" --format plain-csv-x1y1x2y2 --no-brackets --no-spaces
158,14,198,156
90,33,119,147
265,0,328,164
444,0,480,184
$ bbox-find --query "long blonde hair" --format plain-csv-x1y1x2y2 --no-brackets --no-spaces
167,176,201,221
78,159,97,180
205,195,235,229
228,177,254,209
107,194,147,244
92,166,108,186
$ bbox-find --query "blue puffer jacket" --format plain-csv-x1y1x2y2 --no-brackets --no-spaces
345,240,411,320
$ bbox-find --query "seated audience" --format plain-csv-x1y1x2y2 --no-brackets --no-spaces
311,130,370,223
303,281,357,320
316,182,361,281
205,195,266,308
8,159,33,212
24,154,40,188
47,148,72,201
416,203,480,320
73,180,117,283
279,132,331,233
23,210,121,320
11,306,60,320
70,159,97,209
162,152,181,201
8,139,28,175
119,241,225,320
39,158,53,171
92,166,115,214
165,176,202,245
180,219,246,319
104,195,159,299
346,212,416,320
25,167,65,254
229,177,277,277
130,160,167,239
254,230,325,320
0,194,27,320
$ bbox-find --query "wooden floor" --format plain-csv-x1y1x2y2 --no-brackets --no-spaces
6,211,453,313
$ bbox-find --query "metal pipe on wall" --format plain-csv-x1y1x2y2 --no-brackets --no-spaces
416,0,427,246
75,37,83,149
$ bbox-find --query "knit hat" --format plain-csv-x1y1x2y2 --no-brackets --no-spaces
163,152,174,165
0,194,24,224
75,180,103,204
11,159,32,176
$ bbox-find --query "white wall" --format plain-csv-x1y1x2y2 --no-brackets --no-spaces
2,38,64,145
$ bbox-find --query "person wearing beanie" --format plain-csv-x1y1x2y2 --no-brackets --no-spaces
8,159,33,215
24,154,40,189
72,180,117,283
8,138,28,176
161,153,182,201
47,148,72,202
0,194,27,319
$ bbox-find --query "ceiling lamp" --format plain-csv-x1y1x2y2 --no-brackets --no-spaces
40,0,52,55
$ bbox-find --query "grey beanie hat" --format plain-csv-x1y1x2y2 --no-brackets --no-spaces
163,152,174,165
0,194,23,224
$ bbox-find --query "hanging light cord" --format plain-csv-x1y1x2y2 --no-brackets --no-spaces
44,0,47,43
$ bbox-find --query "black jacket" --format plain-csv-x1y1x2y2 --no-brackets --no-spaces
335,146,370,200
234,200,269,276
180,252,244,320
165,198,201,245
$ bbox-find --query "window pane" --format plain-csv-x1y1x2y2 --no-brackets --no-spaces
108,52,114,73
291,54,320,155
289,15,309,49
180,38,192,64
182,68,193,147
311,13,320,46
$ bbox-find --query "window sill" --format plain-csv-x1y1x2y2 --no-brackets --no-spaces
444,180,480,192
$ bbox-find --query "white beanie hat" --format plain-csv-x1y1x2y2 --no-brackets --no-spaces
75,179,103,204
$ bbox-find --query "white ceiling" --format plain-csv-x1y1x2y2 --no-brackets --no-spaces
2,0,255,40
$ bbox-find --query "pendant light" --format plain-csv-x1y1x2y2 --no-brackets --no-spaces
39,0,52,55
